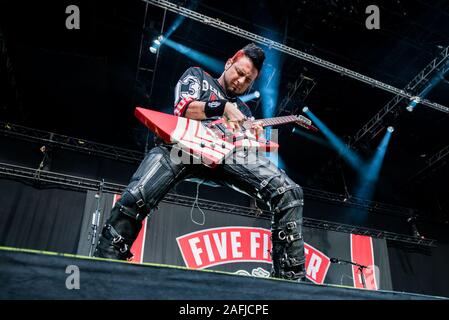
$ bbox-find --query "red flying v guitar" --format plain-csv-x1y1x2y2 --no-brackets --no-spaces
135,107,317,167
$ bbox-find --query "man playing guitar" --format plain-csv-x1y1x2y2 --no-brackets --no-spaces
95,43,307,281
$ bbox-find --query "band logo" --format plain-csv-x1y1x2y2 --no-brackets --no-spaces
177,227,272,269
176,227,331,284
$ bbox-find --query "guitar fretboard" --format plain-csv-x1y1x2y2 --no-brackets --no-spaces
243,115,300,129
259,115,299,127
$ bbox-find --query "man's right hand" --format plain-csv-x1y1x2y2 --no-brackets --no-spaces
223,102,246,132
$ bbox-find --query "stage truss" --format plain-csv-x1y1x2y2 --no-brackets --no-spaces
0,161,436,247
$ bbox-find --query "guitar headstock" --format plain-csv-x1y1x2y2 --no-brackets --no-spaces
295,114,318,132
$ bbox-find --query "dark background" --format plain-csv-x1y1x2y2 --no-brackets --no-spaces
1,0,448,224
1,0,449,298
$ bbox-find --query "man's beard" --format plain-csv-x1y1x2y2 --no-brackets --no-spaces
223,73,238,98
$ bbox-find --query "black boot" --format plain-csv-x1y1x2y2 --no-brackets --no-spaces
94,204,143,261
270,221,306,281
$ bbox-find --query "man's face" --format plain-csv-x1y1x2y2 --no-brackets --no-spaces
223,55,259,96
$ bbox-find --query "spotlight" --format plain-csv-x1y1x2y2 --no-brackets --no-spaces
387,126,394,133
302,106,309,113
157,35,164,42
406,105,414,112
149,46,158,54
254,91,260,99
411,96,421,104
153,39,161,46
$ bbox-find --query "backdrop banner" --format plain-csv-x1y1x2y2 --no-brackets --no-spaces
78,192,393,290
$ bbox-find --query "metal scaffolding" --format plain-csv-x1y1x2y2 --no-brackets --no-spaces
0,122,144,164
143,0,449,114
352,46,449,145
313,46,449,186
408,143,449,184
0,162,436,246
1,121,424,218
277,75,317,116
302,186,414,217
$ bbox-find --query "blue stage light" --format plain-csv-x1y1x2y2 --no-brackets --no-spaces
302,106,309,113
355,127,393,202
292,127,331,149
304,108,363,171
163,38,223,74
405,60,449,112
240,91,261,103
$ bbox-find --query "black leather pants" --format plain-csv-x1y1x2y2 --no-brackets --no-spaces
94,145,305,280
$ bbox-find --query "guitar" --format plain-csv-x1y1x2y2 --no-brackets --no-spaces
135,106,317,167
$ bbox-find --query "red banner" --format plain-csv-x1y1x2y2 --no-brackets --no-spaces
351,234,378,290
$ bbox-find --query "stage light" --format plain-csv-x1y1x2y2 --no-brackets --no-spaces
240,91,261,103
405,60,449,112
292,126,331,149
302,106,309,113
354,126,393,203
406,96,419,112
152,35,164,49
259,34,281,123
164,38,223,74
411,96,421,104
304,108,363,171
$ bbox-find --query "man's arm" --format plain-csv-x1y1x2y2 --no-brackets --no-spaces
185,101,247,131
184,101,207,120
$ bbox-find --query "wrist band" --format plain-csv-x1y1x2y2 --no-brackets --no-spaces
204,99,227,118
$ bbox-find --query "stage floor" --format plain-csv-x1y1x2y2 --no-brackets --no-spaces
0,246,446,300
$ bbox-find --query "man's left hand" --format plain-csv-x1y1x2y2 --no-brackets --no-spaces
250,120,264,139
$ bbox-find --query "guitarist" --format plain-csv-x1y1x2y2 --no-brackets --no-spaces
94,43,306,281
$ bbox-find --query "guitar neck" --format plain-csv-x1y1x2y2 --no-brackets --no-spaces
243,115,299,129
259,115,300,127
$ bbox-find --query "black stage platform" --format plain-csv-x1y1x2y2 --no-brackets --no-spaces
0,247,446,300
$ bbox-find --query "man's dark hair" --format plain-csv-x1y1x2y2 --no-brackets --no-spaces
241,43,265,73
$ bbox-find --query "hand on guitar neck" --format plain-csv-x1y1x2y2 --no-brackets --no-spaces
222,103,263,137
223,102,247,133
